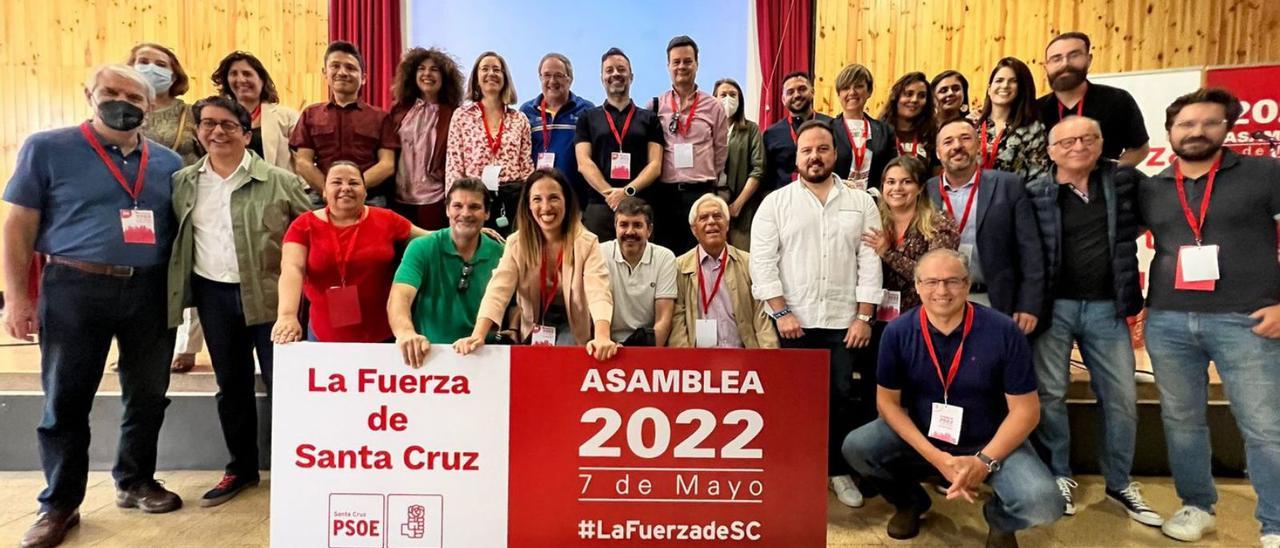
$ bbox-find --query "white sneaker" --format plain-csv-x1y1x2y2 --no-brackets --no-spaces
1161,506,1215,542
830,475,864,508
1106,481,1164,526
1056,477,1078,516
1262,534,1280,548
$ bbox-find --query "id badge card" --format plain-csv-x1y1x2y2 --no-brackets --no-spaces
674,143,695,169
481,165,503,191
1176,245,1219,291
849,150,873,191
326,285,362,328
877,290,902,322
958,243,975,262
928,402,964,445
695,319,718,348
120,209,157,245
610,152,632,180
537,152,556,170
531,325,557,346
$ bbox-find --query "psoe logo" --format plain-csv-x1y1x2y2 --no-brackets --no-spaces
328,493,385,548
388,495,443,548
402,505,425,539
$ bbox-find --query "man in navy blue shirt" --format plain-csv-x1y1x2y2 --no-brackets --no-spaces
520,52,594,211
4,64,184,548
843,249,1061,548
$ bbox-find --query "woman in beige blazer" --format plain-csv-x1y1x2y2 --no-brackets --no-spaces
212,51,300,171
455,168,618,360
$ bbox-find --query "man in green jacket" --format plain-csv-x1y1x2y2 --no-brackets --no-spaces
167,95,311,507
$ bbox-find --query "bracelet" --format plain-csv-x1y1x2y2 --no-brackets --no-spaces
768,306,792,320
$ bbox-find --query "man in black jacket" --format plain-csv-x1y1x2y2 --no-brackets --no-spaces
926,118,1044,334
1025,115,1162,526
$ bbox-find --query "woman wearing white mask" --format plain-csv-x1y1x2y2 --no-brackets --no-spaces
128,42,201,166
711,78,763,251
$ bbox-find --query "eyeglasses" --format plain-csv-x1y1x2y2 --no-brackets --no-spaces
1172,119,1229,131
1046,50,1088,66
1051,134,1101,149
540,72,569,82
457,262,475,292
198,119,246,133
916,277,969,290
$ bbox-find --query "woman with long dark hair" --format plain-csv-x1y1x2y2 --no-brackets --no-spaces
211,50,298,172
711,78,764,250
931,70,971,123
974,57,1050,181
879,72,937,168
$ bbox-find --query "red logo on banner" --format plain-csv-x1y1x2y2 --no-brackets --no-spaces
507,347,829,547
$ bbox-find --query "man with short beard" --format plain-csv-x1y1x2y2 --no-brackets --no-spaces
597,197,676,346
763,71,833,192
751,120,883,508
1138,88,1280,547
1036,32,1150,167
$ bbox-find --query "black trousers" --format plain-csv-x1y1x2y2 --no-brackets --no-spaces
649,181,713,254
780,327,876,476
192,275,274,479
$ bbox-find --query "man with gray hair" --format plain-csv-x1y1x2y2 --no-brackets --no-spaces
4,64,184,548
520,52,594,207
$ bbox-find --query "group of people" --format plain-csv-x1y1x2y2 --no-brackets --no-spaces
2,29,1278,548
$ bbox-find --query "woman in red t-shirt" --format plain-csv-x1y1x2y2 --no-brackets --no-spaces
272,161,426,342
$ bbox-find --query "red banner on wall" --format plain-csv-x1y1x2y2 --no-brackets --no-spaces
1206,65,1280,158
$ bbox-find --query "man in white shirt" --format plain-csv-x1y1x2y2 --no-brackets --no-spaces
597,197,677,346
751,119,884,509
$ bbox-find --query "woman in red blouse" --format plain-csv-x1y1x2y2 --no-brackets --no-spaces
272,161,429,343
445,51,533,235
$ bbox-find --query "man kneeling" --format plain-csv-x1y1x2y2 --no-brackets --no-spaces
842,249,1062,547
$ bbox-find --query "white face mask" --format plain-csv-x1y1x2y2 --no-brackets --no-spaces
134,63,174,95
719,95,739,117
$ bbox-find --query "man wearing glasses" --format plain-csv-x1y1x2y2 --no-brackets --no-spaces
520,53,594,209
1025,116,1162,526
843,249,1062,547
389,178,503,367
1036,32,1150,167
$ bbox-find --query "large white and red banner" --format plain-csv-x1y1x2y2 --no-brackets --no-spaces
1205,64,1280,159
271,343,829,547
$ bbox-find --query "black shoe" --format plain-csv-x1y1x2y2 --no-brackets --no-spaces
20,508,79,548
985,526,1019,548
116,479,182,513
200,473,260,507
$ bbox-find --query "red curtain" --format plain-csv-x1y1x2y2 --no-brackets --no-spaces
755,0,812,129
329,0,403,110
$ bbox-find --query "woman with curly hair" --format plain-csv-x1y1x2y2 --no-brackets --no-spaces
389,48,465,229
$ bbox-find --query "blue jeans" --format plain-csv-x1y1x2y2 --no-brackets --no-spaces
1032,299,1137,490
36,263,175,512
1145,309,1280,535
843,418,1064,533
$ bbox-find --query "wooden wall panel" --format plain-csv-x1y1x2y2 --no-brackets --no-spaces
0,0,329,201
813,0,1280,118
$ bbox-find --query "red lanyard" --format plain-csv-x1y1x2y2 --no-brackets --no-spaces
606,105,636,149
539,246,565,322
939,169,983,233
979,120,1005,169
251,104,262,123
479,105,506,157
539,100,552,153
79,122,150,206
669,91,700,137
324,207,366,286
1057,87,1086,119
844,117,871,171
1173,155,1222,245
897,135,920,157
920,303,975,403
697,249,729,316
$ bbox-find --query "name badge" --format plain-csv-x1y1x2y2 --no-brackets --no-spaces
531,325,557,346
849,150,873,191
537,152,556,170
958,243,974,262
877,290,902,322
610,152,632,180
674,143,695,169
1176,244,1219,291
325,285,362,328
120,209,157,245
928,402,964,445
481,165,503,191
695,318,718,348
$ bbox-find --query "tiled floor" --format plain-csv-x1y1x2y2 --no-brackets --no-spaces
0,471,1261,547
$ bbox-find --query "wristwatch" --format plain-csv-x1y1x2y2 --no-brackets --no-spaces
768,306,792,320
855,313,873,323
624,186,637,197
975,451,1001,473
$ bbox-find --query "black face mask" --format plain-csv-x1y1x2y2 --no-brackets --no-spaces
97,100,146,131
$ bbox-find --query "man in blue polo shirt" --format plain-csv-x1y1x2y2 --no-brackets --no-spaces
520,52,594,209
843,249,1061,548
4,64,184,548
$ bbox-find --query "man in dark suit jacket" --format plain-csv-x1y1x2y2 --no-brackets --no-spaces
926,117,1044,334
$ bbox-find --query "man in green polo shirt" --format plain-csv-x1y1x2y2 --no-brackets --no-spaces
390,178,503,367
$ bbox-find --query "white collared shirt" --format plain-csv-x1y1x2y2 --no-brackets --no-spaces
192,151,252,283
750,174,884,329
599,239,677,342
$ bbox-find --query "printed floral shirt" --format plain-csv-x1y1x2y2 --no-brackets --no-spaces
444,103,534,187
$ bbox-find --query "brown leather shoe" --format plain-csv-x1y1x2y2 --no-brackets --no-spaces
20,508,79,548
116,480,182,513
887,505,926,540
